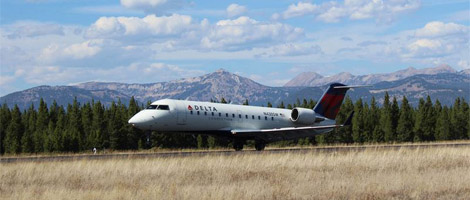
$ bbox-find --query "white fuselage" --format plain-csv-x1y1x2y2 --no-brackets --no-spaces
128,99,335,134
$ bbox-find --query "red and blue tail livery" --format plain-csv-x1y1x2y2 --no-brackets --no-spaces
313,83,351,120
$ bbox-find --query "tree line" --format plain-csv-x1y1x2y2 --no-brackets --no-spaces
1,94,469,154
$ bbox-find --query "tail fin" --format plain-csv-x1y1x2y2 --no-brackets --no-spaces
313,83,366,120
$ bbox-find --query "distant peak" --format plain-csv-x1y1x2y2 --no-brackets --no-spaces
215,68,228,73
435,64,454,71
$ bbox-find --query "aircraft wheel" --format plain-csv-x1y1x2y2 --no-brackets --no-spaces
233,141,244,151
255,141,266,151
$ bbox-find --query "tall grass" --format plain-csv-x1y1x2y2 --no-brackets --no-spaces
1,147,469,200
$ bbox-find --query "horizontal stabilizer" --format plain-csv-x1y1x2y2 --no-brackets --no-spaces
334,85,371,89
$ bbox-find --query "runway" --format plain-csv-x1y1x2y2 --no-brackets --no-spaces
1,142,469,163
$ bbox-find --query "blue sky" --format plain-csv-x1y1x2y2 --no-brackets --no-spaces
1,0,469,96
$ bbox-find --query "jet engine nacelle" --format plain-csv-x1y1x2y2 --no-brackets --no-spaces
290,108,316,125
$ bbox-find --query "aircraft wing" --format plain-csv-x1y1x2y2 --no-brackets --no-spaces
230,111,354,142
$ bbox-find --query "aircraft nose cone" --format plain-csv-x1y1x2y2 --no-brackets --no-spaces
128,115,141,125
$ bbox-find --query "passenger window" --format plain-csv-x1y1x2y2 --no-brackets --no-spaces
157,105,170,110
232,114,235,118
212,112,214,116
258,116,261,120
265,116,268,120
197,111,200,115
226,113,229,117
271,117,274,121
146,105,158,109
239,114,242,118
252,115,255,119
245,115,248,119
190,111,193,115
219,113,221,117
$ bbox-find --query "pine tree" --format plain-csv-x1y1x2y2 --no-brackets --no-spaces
49,100,59,126
243,99,249,105
396,96,414,142
33,98,49,152
207,136,216,149
4,105,23,154
390,97,399,142
362,103,371,142
52,106,66,151
433,100,442,140
127,97,141,149
67,99,82,152
197,135,205,149
91,101,107,149
460,99,469,139
43,121,54,152
267,102,272,107
302,99,308,108
81,102,93,150
381,92,393,143
368,97,380,143
109,100,128,150
21,104,36,153
414,96,435,141
450,98,466,139
0,103,11,154
277,101,285,108
335,96,354,143
352,98,364,143
435,106,451,140
221,98,227,104
308,99,315,109
414,98,425,142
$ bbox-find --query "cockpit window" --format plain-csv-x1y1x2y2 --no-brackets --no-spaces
157,105,170,110
146,105,170,110
146,105,158,109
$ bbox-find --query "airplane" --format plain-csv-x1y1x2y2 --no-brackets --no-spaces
128,83,360,151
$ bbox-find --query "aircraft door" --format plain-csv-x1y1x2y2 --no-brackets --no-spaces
176,102,187,125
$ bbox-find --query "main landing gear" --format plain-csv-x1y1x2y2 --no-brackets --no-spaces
233,140,244,151
232,140,266,151
254,140,266,151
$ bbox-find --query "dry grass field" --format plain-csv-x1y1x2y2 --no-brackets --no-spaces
1,146,470,200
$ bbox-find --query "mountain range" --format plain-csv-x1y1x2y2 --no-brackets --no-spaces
1,66,469,110
285,64,467,87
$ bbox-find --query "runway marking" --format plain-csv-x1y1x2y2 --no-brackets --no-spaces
1,143,469,163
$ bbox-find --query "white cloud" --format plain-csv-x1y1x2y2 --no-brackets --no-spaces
63,40,102,59
200,17,304,51
415,21,468,38
408,39,442,51
458,60,470,69
402,21,469,60
38,44,61,63
4,21,64,38
226,4,247,18
73,5,144,15
11,62,204,86
281,2,318,19
0,75,15,86
120,0,184,14
276,0,420,22
257,43,323,57
85,14,194,39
